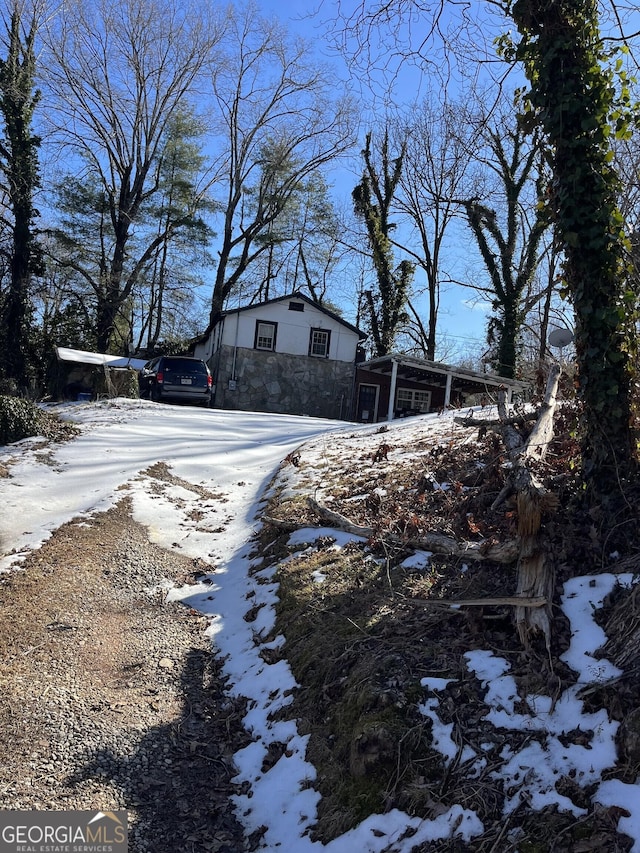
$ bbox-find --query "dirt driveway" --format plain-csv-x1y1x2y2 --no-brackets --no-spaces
0,498,250,853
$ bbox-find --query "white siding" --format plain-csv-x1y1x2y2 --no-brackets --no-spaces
214,301,359,363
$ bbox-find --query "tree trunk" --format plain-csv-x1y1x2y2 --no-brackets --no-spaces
512,0,638,501
499,364,561,646
0,11,41,390
496,300,518,380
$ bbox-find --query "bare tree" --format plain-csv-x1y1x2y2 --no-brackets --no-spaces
41,0,224,352
463,120,549,378
392,98,479,359
338,0,640,529
202,4,357,332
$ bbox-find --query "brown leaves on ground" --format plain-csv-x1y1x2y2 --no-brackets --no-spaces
260,405,640,851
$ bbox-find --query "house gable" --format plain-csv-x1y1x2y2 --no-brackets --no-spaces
217,292,362,336
195,292,364,365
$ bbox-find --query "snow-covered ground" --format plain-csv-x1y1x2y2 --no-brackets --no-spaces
1,398,638,851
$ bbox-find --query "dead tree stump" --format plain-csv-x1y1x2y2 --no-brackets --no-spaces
500,364,561,647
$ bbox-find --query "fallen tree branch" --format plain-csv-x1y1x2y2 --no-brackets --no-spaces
522,363,561,462
262,515,306,532
266,366,561,651
454,411,537,429
307,497,519,563
412,595,547,608
490,481,514,512
395,533,518,563
306,498,373,538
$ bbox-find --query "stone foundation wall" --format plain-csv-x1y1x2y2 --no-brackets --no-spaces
211,345,355,420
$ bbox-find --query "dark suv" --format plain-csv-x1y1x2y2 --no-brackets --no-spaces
139,355,213,407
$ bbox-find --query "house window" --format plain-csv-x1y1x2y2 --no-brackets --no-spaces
309,328,331,357
288,301,305,312
396,387,431,413
254,321,277,351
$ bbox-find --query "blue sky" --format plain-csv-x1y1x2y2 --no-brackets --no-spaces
253,0,507,362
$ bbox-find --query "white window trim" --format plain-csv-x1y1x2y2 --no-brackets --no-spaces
396,387,431,413
255,320,277,351
309,328,331,358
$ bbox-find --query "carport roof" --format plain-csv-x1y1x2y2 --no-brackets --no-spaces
55,346,147,371
358,353,530,395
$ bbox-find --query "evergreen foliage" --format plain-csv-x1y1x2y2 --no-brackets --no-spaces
240,171,343,306
0,394,75,445
501,0,639,495
48,111,214,355
0,9,42,391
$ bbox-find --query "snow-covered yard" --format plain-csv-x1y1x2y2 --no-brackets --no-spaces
0,398,638,851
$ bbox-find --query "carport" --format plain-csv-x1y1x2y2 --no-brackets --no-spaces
54,346,147,400
355,354,530,422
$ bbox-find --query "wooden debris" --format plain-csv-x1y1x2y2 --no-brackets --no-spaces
502,364,561,647
306,498,373,538
453,412,537,429
372,443,390,463
271,365,562,649
262,515,303,532
307,497,519,564
412,595,547,608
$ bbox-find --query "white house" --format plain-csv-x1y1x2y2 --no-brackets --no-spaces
193,293,366,420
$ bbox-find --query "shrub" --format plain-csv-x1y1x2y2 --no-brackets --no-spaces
0,395,77,446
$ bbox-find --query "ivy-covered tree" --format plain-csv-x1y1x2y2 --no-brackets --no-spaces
341,0,639,513
505,0,638,497
464,121,549,379
353,130,414,356
0,7,42,391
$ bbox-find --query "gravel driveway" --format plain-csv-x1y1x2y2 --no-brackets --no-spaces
0,498,250,853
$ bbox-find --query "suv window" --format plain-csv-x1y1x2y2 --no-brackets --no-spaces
162,357,208,374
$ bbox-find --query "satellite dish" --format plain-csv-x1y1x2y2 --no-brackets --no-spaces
548,328,574,348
